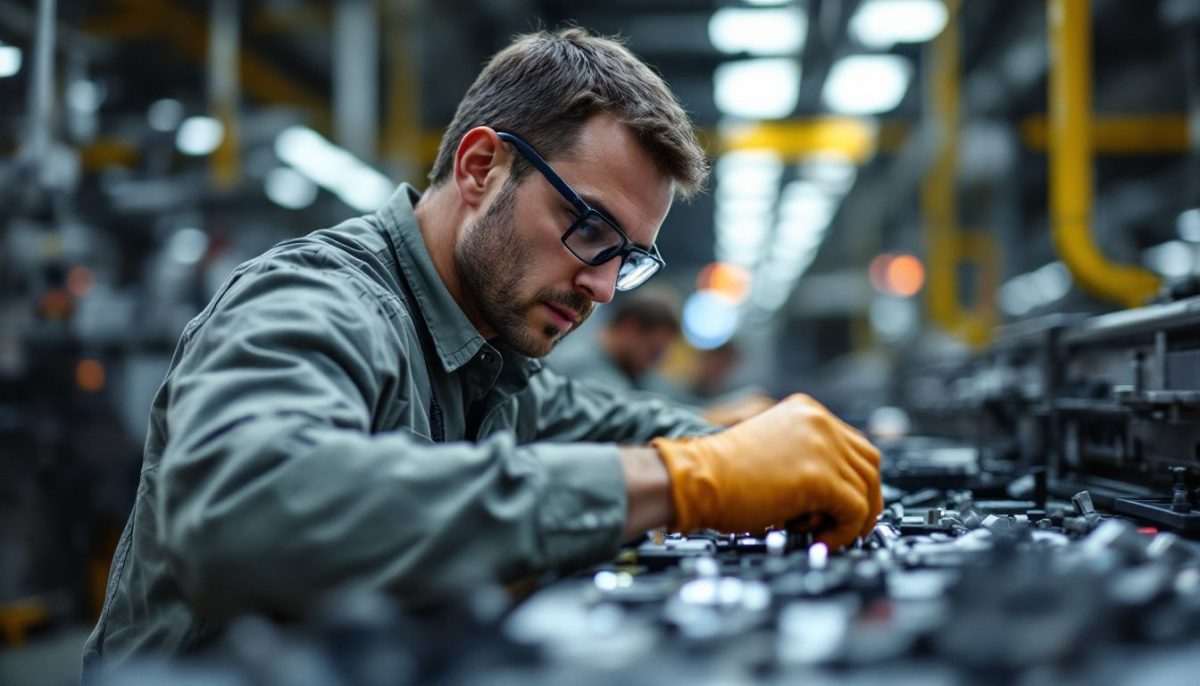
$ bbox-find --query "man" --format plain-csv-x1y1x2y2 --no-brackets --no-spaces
84,28,881,670
547,285,685,395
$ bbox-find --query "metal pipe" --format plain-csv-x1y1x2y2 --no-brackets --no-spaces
25,0,55,166
1047,0,1159,308
335,0,379,162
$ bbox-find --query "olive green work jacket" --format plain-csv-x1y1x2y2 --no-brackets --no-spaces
83,184,711,671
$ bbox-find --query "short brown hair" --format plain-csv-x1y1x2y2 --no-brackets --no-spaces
428,27,708,200
609,285,682,334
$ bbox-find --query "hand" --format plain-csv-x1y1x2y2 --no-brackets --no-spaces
701,393,775,426
651,394,882,549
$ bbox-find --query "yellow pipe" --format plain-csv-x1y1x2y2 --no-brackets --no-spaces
1048,0,1159,308
919,0,995,347
922,0,960,335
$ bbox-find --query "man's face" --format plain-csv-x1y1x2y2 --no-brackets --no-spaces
455,115,674,358
614,323,678,379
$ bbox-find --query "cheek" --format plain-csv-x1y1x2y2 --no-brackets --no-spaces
525,230,577,284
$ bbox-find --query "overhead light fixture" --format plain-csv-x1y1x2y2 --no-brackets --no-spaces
998,261,1074,316
778,181,834,230
714,151,783,268
337,166,394,213
175,116,225,156
716,150,785,196
264,167,319,210
800,156,858,193
850,0,949,49
714,59,801,120
823,55,912,115
0,44,21,79
66,80,104,113
1143,241,1195,278
167,227,209,265
275,125,395,212
1177,208,1200,242
709,8,807,56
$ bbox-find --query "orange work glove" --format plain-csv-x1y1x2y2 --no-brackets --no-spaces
651,394,882,550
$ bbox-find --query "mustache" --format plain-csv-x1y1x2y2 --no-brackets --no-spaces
539,289,591,321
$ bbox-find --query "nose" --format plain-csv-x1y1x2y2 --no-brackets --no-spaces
574,257,621,304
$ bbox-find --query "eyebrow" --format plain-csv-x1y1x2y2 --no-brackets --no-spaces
580,193,653,251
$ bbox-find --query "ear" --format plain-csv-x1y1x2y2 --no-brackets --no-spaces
453,127,511,211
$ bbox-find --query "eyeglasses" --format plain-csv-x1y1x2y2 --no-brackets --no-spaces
496,131,666,291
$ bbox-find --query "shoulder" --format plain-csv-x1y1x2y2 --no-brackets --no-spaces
212,218,411,323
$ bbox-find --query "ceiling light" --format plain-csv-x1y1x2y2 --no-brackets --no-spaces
176,116,225,156
850,0,949,49
264,167,319,210
716,151,784,196
1144,241,1195,278
1029,262,1071,301
168,228,209,265
823,55,912,115
275,126,396,212
1177,208,1200,242
709,8,807,56
800,156,858,192
0,45,21,78
337,166,395,212
714,59,801,120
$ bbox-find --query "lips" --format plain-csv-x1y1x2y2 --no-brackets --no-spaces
542,302,578,329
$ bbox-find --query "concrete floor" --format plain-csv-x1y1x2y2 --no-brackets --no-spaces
0,625,89,686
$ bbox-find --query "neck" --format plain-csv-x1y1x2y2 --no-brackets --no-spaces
412,184,495,339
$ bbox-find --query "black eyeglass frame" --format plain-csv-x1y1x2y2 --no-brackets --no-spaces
495,130,666,291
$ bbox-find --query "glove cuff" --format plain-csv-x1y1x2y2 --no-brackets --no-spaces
650,436,715,533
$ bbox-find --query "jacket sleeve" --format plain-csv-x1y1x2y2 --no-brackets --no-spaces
520,366,718,444
157,264,626,620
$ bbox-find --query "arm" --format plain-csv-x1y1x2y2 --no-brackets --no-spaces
519,366,718,444
158,264,627,619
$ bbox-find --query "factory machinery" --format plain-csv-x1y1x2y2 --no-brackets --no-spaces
90,290,1200,685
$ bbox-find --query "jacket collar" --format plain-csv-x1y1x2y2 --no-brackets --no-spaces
378,184,542,381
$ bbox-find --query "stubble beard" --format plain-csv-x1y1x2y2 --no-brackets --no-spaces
455,180,592,357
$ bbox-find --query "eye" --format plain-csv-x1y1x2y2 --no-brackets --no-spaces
574,218,601,239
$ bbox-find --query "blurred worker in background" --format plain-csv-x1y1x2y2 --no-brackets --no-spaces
549,295,776,426
84,27,880,673
687,341,777,426
548,285,685,395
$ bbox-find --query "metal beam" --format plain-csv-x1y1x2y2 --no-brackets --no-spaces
1022,114,1192,153
717,117,878,164
87,0,331,132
